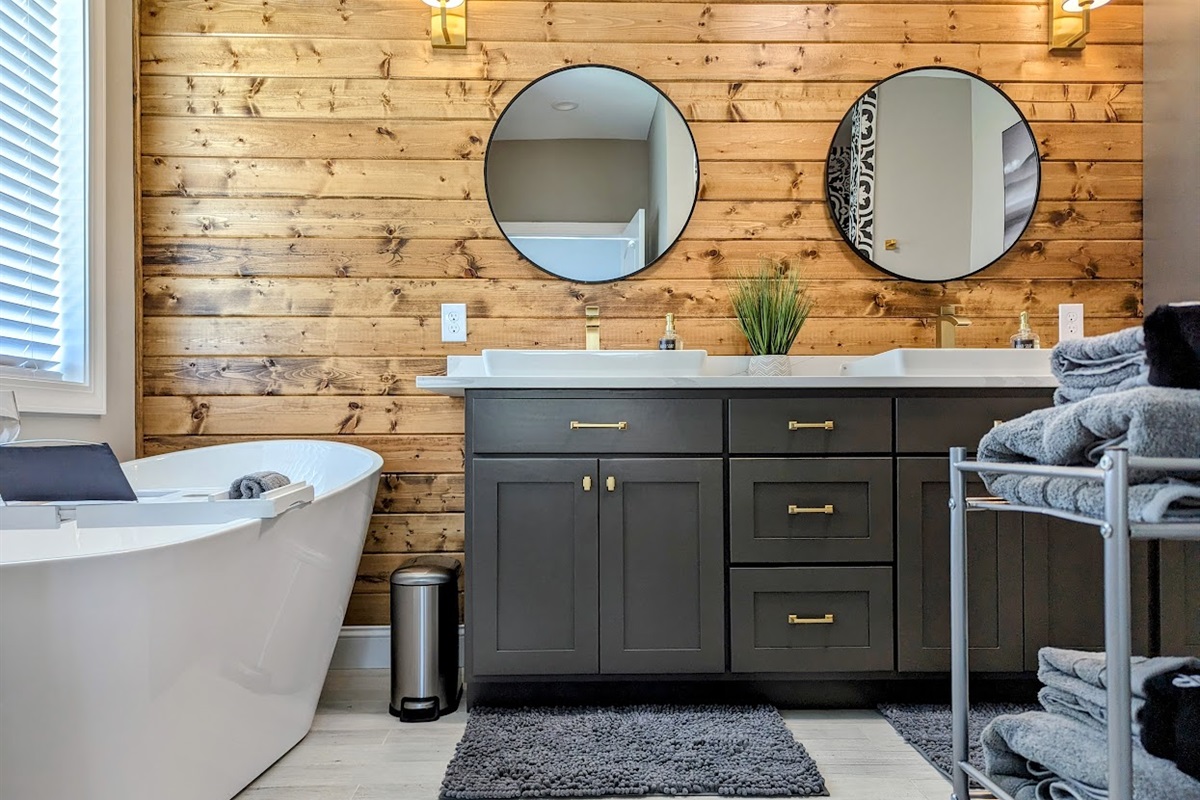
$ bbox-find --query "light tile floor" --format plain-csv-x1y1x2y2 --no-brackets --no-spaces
235,670,956,800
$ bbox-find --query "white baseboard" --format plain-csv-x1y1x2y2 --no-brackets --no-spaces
331,624,465,670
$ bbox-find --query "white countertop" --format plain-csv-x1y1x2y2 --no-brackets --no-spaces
415,355,1060,396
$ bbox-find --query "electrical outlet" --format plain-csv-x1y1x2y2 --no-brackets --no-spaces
1059,303,1084,341
441,303,467,343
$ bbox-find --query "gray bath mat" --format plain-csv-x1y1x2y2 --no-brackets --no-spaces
877,703,1038,779
439,704,828,798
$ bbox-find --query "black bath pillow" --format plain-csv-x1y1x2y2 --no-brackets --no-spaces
0,443,137,502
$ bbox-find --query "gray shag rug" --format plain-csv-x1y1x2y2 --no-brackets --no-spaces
877,703,1039,779
439,704,829,799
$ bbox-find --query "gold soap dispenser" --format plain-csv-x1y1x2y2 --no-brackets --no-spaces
658,314,681,350
1010,311,1041,349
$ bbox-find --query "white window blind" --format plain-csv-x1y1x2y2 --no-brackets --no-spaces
0,0,87,384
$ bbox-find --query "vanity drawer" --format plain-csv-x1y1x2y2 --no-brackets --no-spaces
730,567,894,673
730,459,893,563
470,398,723,454
729,398,892,454
895,395,1052,454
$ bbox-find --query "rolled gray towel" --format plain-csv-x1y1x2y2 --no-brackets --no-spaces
229,471,291,499
981,711,1200,800
1051,326,1147,388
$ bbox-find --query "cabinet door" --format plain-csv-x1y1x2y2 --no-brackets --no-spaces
1160,541,1200,657
471,459,599,676
897,458,1025,672
1023,516,1152,667
598,459,725,674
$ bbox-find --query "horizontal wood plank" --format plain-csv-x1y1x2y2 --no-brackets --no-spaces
142,274,1143,319
141,355,446,395
140,76,1144,123
364,513,465,554
141,156,1142,202
142,237,1142,281
139,38,1143,83
140,2,1141,44
140,117,1142,162
355,552,464,594
143,314,1137,358
139,197,1142,240
142,434,464,473
141,395,464,435
375,474,465,514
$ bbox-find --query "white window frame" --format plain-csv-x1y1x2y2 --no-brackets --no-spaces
2,0,105,415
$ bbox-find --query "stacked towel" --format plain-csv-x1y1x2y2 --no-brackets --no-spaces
978,386,1200,522
981,711,1200,800
228,471,291,499
979,648,1200,800
1051,326,1149,405
1145,303,1200,390
1036,648,1200,737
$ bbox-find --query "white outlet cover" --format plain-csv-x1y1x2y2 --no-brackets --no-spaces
441,303,467,342
1059,303,1084,341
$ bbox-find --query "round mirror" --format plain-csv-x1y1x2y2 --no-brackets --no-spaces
485,65,699,284
824,67,1040,282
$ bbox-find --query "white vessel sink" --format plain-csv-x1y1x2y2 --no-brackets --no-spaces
482,349,708,377
842,348,1052,378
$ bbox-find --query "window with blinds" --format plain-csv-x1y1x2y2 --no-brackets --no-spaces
0,0,88,385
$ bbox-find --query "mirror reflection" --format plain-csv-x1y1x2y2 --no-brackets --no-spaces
485,65,699,284
825,68,1040,282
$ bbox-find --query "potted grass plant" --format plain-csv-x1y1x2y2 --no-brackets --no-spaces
729,261,815,376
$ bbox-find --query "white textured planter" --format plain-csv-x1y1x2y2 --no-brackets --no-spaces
747,355,791,376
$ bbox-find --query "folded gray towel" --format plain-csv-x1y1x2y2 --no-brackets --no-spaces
1037,648,1200,737
981,711,1200,800
978,386,1200,522
1052,327,1147,385
1052,327,1149,405
229,471,291,499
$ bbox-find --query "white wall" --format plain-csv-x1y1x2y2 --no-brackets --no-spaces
968,80,1018,268
20,0,136,460
872,75,974,281
1145,0,1200,308
486,138,649,224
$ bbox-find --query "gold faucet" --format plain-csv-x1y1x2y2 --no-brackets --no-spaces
935,305,972,348
585,305,601,350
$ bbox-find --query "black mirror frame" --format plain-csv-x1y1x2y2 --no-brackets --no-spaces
822,65,1043,284
484,64,701,285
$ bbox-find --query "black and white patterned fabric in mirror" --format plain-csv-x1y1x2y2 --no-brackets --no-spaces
824,68,1040,283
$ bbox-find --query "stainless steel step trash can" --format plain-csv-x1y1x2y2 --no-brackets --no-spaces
388,565,461,722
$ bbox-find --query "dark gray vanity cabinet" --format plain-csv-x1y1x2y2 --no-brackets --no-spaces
1023,516,1152,666
470,459,600,676
1160,542,1200,657
467,396,727,678
896,458,1026,672
599,458,725,674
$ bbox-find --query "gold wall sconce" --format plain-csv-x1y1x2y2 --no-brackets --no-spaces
424,0,466,49
1049,0,1110,52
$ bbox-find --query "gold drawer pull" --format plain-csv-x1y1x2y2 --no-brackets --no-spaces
788,420,834,431
788,613,835,625
570,420,628,430
789,504,835,515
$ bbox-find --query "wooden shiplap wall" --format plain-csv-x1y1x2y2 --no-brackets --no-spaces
136,0,1144,625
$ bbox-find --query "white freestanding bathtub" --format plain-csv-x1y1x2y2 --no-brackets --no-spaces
0,440,383,800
